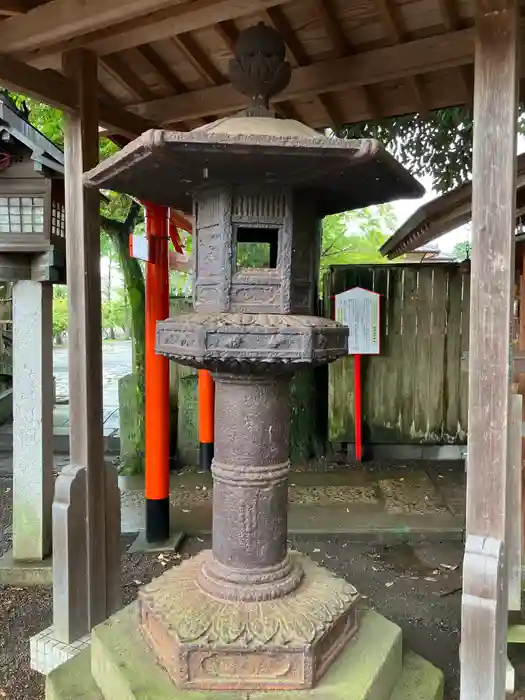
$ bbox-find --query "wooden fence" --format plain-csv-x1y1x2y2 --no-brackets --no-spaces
323,263,470,445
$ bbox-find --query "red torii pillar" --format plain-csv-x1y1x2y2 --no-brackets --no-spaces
144,202,170,543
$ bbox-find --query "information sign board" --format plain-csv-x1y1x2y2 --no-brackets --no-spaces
335,286,381,355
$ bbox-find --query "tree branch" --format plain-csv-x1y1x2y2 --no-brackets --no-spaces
100,200,142,239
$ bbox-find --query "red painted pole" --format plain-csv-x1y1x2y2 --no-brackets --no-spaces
354,354,362,462
198,369,215,470
144,203,170,542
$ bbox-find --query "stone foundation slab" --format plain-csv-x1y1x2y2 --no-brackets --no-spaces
31,625,90,676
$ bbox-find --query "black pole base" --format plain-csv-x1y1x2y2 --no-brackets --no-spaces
199,442,214,471
145,497,170,544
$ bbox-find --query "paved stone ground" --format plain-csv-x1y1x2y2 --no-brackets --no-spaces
120,460,466,536
53,339,131,411
0,469,507,700
0,341,131,448
0,463,523,700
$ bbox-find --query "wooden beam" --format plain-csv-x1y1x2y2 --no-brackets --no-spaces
264,6,309,66
167,33,226,126
97,84,154,136
18,0,296,67
0,0,189,53
436,0,460,31
62,48,107,628
461,0,519,697
436,0,474,102
264,4,340,129
0,0,42,15
136,44,203,130
315,0,380,120
267,7,338,127
372,0,429,113
0,52,73,107
0,50,151,136
215,19,239,54
507,391,522,612
520,248,525,351
136,44,188,94
100,52,155,102
172,33,225,86
132,27,476,124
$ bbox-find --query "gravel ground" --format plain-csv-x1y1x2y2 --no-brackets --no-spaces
0,473,521,700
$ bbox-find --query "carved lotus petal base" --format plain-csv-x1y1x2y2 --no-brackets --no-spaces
138,550,360,691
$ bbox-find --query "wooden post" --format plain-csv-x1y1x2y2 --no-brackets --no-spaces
519,247,525,351
461,0,519,697
507,391,522,611
60,49,119,630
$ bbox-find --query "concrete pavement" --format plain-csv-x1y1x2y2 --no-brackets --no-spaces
53,339,132,438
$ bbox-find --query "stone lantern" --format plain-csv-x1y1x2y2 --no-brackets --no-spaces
84,22,424,696
0,95,66,281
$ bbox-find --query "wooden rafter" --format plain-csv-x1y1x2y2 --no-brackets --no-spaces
100,52,155,102
0,0,42,14
0,0,189,52
167,33,226,127
135,44,194,129
131,27,475,124
0,50,151,136
172,33,225,86
436,0,474,103
373,0,429,114
13,0,296,67
264,4,341,129
215,19,239,54
136,44,187,94
315,0,380,121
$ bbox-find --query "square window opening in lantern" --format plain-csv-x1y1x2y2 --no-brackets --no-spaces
235,226,278,270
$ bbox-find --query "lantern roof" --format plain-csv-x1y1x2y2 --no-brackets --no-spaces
84,23,424,216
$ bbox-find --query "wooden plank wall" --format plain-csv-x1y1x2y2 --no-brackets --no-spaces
324,263,470,445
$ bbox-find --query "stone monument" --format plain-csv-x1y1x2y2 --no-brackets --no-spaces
47,22,443,700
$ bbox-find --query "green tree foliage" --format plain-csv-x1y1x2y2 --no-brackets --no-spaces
102,298,128,337
321,204,397,274
341,107,525,195
452,240,472,261
52,286,68,341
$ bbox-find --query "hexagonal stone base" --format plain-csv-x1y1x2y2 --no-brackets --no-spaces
46,604,444,700
139,551,359,691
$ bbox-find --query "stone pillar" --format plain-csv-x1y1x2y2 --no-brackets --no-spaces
12,280,53,562
198,373,303,602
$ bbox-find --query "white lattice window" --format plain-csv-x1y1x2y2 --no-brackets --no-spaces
0,196,45,234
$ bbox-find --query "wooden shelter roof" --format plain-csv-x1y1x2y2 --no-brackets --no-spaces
382,152,525,259
0,0,487,139
0,92,63,173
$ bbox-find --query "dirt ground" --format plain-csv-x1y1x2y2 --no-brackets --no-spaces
0,474,521,700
